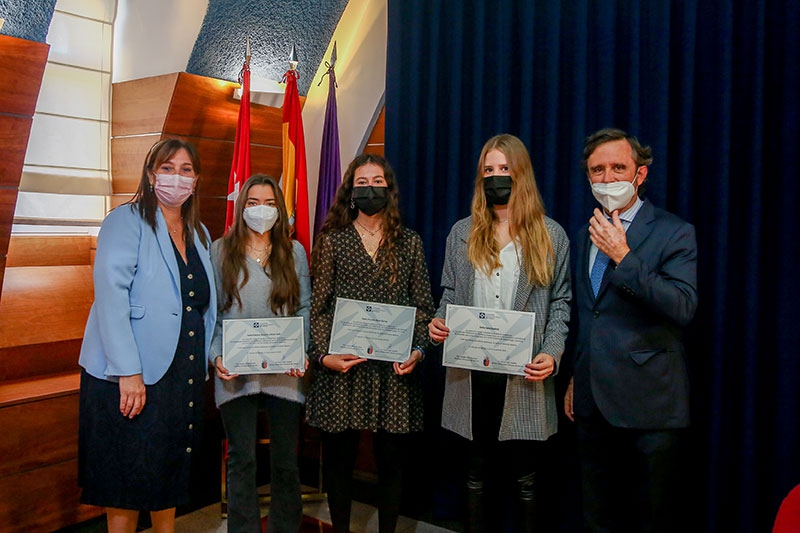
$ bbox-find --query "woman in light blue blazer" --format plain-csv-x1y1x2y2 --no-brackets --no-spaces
78,138,217,533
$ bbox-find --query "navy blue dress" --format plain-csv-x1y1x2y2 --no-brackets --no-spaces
78,241,209,510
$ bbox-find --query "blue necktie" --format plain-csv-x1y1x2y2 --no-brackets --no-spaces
590,251,610,297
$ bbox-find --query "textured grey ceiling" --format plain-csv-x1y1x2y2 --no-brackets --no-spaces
0,0,56,42
186,0,349,96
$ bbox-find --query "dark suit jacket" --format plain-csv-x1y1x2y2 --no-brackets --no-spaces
572,199,698,429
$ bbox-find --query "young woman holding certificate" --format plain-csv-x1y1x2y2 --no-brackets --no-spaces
428,134,571,533
305,154,435,533
209,174,310,533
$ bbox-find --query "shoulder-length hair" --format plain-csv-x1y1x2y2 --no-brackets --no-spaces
467,134,554,287
217,174,300,315
314,153,403,283
129,138,208,248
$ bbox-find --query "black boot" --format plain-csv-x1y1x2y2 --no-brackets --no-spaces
516,471,537,533
465,476,485,533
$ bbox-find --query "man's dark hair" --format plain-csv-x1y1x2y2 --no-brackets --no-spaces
582,128,653,197
581,128,654,172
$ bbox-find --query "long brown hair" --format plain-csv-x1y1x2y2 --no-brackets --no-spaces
129,138,209,248
217,174,300,315
314,153,403,283
467,134,554,286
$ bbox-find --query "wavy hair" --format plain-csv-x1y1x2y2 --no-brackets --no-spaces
217,174,300,315
467,134,554,286
129,138,208,249
314,153,403,283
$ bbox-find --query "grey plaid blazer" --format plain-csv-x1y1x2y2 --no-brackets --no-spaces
437,216,571,441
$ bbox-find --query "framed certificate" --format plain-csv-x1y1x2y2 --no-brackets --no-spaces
328,298,416,363
222,317,306,374
442,304,536,376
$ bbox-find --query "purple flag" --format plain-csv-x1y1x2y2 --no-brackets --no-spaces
314,62,341,236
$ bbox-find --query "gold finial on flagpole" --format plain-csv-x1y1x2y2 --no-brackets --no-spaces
246,36,251,65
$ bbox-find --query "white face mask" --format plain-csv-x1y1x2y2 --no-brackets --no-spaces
154,173,195,207
590,168,640,212
243,205,279,234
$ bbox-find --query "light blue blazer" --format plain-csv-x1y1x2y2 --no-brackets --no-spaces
79,204,217,385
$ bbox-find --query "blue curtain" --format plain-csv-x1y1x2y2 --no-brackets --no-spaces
386,1,800,531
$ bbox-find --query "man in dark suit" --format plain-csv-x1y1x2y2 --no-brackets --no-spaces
564,128,698,532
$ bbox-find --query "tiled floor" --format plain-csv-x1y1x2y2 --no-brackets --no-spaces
141,498,458,533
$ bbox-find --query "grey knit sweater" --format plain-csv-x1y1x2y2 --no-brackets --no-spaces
209,239,310,408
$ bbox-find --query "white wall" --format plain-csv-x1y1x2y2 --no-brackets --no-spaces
302,0,387,232
113,0,208,83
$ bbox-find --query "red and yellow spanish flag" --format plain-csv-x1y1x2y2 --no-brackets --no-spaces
281,69,310,258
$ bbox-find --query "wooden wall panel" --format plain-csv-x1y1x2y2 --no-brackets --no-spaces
199,196,228,240
0,35,50,116
111,72,289,241
0,458,102,533
362,144,385,156
190,139,283,197
365,106,385,145
165,73,285,147
186,137,234,197
0,116,34,189
0,392,79,477
110,194,134,210
111,73,178,137
0,266,94,349
6,235,93,267
0,340,83,382
0,35,49,302
164,74,241,141
0,373,79,407
362,105,385,157
110,135,160,194
0,188,16,261
251,145,285,180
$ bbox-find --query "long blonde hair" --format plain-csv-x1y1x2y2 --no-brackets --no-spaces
467,134,554,286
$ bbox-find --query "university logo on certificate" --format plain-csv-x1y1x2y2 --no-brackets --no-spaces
442,304,535,376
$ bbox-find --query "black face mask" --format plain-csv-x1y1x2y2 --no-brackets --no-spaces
483,175,513,205
351,186,389,216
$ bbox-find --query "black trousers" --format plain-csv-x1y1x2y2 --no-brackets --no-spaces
575,407,684,533
467,371,547,532
220,395,302,533
321,429,407,533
